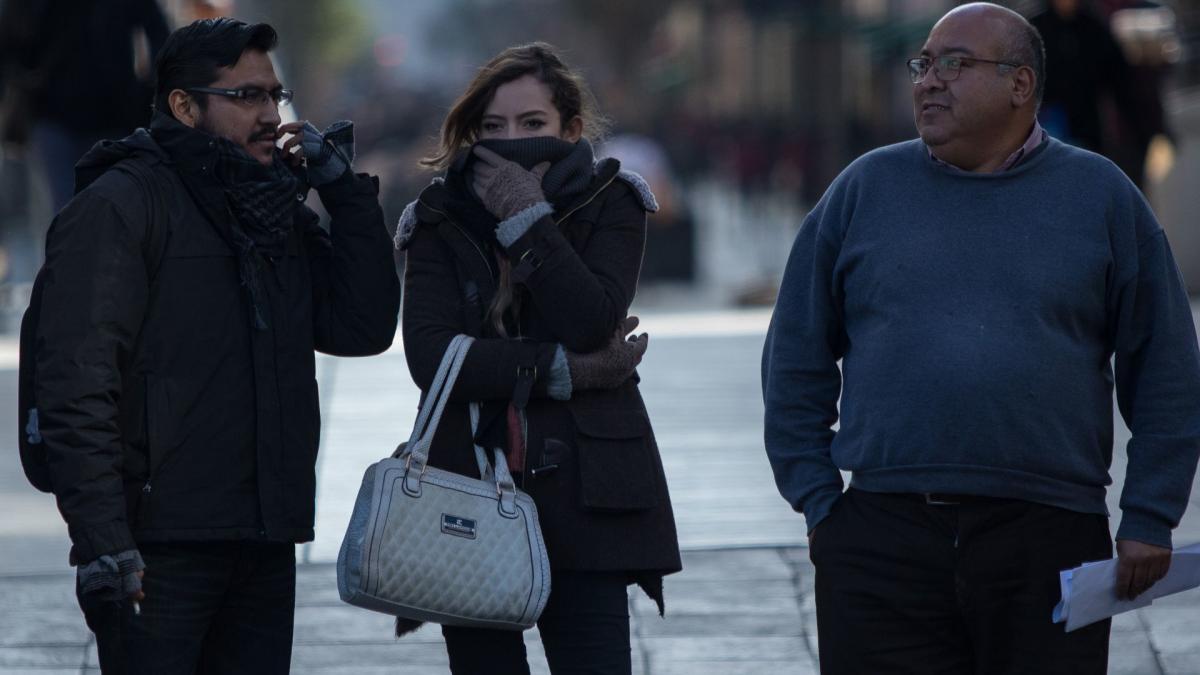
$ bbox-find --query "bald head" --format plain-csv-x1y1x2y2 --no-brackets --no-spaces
914,1,1045,172
939,2,1046,106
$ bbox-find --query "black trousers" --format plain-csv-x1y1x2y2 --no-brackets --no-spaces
78,540,296,675
442,570,632,675
812,488,1113,675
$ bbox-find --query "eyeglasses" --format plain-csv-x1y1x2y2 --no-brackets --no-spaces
906,55,1021,84
186,86,294,107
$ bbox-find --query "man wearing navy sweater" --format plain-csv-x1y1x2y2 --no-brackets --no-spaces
762,3,1200,673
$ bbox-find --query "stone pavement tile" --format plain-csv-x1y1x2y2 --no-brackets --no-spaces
293,603,397,643
295,562,341,606
631,578,800,617
779,548,819,661
1140,607,1200,675
637,612,803,638
1109,627,1166,675
1160,658,1200,675
640,636,814,674
1112,610,1145,633
0,645,88,669
291,669,430,675
2,671,80,675
673,548,793,582
290,634,560,674
648,661,817,675
0,573,77,611
0,608,89,646
291,642,448,668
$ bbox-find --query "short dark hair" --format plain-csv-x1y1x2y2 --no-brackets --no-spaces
1003,16,1046,107
153,18,278,117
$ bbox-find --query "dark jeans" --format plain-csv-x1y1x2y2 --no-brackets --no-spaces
77,540,296,675
442,570,632,675
812,488,1113,675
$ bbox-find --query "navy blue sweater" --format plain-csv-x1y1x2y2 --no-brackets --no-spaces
762,137,1200,548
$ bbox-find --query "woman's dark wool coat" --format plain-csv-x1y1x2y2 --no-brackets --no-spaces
400,159,682,595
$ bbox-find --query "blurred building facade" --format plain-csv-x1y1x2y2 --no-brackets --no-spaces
2,0,1199,318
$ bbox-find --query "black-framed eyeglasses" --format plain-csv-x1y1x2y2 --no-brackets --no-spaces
906,55,1021,84
186,86,294,107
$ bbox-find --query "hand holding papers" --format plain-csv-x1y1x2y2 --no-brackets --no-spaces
1053,543,1200,631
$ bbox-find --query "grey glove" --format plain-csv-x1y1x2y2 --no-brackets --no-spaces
300,120,355,187
471,145,550,220
565,316,649,391
77,549,145,601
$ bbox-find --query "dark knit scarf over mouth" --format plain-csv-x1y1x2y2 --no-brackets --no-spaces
211,137,301,329
443,136,596,247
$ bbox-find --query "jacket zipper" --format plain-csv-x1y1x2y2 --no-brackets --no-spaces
417,200,495,278
553,172,617,225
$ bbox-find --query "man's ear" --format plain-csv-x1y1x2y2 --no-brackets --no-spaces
561,115,583,143
168,89,199,128
1011,66,1036,109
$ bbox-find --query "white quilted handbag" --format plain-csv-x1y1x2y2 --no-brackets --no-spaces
337,334,551,630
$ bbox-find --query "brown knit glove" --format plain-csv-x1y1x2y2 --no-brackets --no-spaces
566,316,649,391
471,145,551,220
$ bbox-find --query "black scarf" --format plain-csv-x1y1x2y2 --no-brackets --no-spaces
211,137,302,329
442,136,596,247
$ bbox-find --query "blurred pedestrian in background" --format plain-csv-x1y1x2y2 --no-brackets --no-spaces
1106,0,1180,190
396,42,681,675
763,3,1200,673
30,17,398,674
0,0,169,210
1030,0,1161,188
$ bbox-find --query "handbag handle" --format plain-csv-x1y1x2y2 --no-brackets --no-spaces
403,334,471,468
398,336,520,513
404,334,470,454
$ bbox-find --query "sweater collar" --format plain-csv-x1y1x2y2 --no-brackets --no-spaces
928,121,1047,173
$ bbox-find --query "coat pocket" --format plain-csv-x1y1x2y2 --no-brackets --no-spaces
570,406,659,513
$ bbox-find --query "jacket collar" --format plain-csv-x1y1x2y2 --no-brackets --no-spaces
149,113,239,248
149,112,223,175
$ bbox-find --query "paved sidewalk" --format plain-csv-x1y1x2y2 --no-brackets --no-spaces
2,307,1200,674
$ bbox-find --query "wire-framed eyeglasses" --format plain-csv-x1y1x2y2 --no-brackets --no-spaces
187,86,294,107
906,55,1021,84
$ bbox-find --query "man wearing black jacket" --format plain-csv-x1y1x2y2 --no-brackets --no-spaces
33,18,399,674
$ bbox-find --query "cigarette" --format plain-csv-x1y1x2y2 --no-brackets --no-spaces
132,601,141,616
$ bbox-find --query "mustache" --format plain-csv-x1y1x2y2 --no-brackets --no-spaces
249,127,278,143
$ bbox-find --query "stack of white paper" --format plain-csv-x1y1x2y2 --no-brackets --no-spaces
1053,542,1200,631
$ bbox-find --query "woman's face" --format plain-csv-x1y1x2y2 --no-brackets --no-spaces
479,74,582,142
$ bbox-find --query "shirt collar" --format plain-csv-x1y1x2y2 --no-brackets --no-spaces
928,121,1047,173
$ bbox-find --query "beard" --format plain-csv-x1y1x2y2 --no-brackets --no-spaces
194,112,278,165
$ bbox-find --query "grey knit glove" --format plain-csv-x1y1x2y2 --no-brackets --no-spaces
566,316,649,391
300,120,355,187
471,145,550,220
77,549,145,601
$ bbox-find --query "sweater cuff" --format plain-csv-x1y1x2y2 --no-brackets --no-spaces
69,521,138,566
545,345,573,401
496,201,553,248
1116,509,1173,550
802,487,844,536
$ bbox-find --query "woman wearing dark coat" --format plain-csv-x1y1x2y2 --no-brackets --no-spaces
394,42,681,674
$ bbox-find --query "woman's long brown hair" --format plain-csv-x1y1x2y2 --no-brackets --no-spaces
423,43,608,337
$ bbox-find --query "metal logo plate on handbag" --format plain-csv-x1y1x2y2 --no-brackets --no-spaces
441,514,477,539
